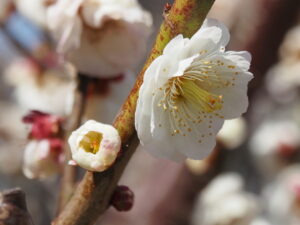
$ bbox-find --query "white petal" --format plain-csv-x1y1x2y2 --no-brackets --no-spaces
139,140,186,162
202,18,230,47
163,34,186,55
184,18,230,57
214,73,252,119
173,114,224,159
225,51,252,71
203,53,253,119
135,57,163,142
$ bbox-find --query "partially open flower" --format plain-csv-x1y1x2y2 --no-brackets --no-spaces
264,166,300,225
68,120,121,172
192,173,259,225
23,138,63,179
47,0,152,77
250,120,300,178
4,58,75,116
22,110,64,179
135,19,253,161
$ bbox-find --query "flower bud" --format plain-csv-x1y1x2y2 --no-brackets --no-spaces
23,110,63,140
68,120,121,172
111,185,134,212
23,138,63,179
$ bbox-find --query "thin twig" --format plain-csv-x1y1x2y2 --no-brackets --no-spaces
56,74,90,212
52,1,215,224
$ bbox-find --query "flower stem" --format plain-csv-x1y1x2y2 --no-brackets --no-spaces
52,1,215,224
56,74,90,212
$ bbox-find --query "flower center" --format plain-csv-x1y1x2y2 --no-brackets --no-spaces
79,131,103,154
156,59,229,138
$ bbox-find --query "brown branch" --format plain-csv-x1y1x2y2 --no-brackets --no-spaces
0,188,32,225
56,74,90,212
52,1,215,224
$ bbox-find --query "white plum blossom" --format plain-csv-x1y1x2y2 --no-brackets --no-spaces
68,120,121,172
264,166,300,225
250,218,271,225
266,62,300,103
217,117,247,149
47,0,152,77
4,58,76,116
279,25,300,62
192,173,259,225
266,25,300,103
135,19,253,161
23,139,63,179
250,120,300,179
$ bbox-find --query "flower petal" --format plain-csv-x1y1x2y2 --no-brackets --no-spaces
184,18,230,57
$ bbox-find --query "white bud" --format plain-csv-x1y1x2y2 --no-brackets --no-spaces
217,117,247,149
68,120,121,172
23,139,62,179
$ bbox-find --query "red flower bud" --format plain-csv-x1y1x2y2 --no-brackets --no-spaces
111,185,134,212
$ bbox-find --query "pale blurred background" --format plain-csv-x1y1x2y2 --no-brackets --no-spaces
1,0,300,225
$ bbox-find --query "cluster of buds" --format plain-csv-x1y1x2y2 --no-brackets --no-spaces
22,110,64,179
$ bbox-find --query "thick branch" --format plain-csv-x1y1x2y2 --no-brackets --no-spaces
52,1,215,224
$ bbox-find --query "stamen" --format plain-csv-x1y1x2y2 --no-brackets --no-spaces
157,58,227,137
79,131,103,154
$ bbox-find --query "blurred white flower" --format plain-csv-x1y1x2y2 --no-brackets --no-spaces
217,117,247,149
192,173,259,225
23,139,63,179
279,25,300,62
264,165,300,225
250,218,271,225
4,58,76,116
135,19,253,161
250,120,300,179
68,120,121,172
47,0,152,77
266,61,300,103
14,0,48,28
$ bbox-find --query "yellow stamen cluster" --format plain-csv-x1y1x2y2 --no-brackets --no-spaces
156,56,239,141
79,131,103,154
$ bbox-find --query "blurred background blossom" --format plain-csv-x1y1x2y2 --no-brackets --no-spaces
0,0,300,225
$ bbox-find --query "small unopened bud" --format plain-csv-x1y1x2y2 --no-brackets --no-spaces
22,110,63,140
68,120,121,172
23,139,63,179
111,185,134,212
